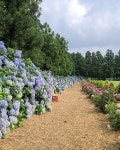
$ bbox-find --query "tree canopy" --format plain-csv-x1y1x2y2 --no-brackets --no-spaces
0,0,74,76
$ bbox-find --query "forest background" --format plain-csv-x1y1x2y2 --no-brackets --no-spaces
0,0,120,79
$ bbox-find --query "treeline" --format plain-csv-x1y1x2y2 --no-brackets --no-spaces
0,0,74,76
71,49,120,80
1,1,120,79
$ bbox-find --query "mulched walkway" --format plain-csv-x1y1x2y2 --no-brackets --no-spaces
0,82,120,150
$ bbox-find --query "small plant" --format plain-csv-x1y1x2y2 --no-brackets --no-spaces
106,102,120,130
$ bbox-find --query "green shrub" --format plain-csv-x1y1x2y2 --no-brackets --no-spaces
106,102,120,130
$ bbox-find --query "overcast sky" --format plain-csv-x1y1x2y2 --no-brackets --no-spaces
40,0,120,56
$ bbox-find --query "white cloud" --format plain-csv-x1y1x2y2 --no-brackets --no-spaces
41,0,88,30
40,0,120,55
66,0,87,27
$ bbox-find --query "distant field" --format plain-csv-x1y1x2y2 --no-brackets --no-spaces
108,81,120,86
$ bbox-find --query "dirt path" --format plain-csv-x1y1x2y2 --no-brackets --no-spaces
0,82,120,150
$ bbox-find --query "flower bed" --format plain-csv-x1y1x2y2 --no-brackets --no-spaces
81,79,120,130
0,41,80,138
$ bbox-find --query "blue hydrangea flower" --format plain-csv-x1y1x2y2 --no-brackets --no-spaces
9,61,15,67
5,119,10,128
31,76,36,83
4,59,11,68
31,93,35,99
26,108,33,116
14,58,20,66
43,94,47,99
15,110,19,116
0,60,2,66
12,76,17,82
10,109,16,116
0,41,7,52
14,50,22,58
9,116,18,124
25,102,31,108
31,100,36,105
23,77,28,84
0,56,4,60
0,108,7,113
0,118,6,132
35,70,41,76
35,85,40,91
14,66,19,71
0,100,8,108
28,82,33,88
48,93,52,99
0,131,2,139
22,72,27,78
7,75,12,79
31,63,36,69
13,101,20,110
1,112,8,120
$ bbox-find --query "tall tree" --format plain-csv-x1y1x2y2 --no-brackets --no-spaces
71,52,86,76
0,0,47,68
40,23,74,75
91,52,97,78
103,49,115,79
85,51,92,77
114,50,120,78
95,51,104,79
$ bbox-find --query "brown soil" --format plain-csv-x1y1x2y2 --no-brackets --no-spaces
0,82,120,150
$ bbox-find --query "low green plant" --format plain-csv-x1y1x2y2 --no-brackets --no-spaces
106,102,120,130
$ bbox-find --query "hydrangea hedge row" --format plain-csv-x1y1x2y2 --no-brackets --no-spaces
81,79,120,130
0,41,80,138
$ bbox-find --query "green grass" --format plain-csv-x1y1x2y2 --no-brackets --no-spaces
108,81,120,86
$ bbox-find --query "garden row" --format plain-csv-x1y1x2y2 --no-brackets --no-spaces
0,41,80,139
81,79,120,130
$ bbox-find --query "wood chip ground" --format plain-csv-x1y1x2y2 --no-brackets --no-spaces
0,82,120,150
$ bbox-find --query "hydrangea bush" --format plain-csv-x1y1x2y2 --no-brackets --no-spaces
0,41,80,138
